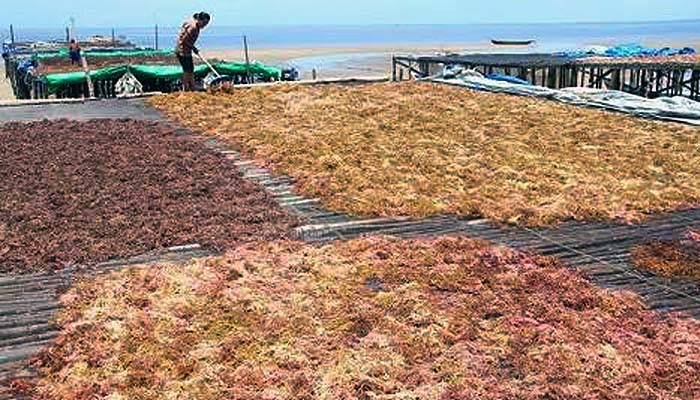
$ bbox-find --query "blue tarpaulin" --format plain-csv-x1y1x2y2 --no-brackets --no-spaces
485,73,530,85
561,44,696,59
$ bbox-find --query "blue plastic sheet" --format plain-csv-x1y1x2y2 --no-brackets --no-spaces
17,59,37,74
561,44,696,59
485,73,531,85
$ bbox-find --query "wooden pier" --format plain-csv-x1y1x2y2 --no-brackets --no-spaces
392,53,700,100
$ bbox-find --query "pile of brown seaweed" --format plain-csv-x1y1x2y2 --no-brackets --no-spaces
23,237,700,399
632,230,700,281
36,54,187,74
150,82,700,226
0,119,298,273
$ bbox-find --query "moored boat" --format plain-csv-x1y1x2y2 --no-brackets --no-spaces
491,39,536,46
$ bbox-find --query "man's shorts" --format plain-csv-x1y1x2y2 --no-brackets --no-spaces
177,54,194,74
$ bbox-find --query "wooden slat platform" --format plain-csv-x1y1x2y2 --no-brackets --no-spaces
218,145,700,318
1,100,699,397
393,53,700,99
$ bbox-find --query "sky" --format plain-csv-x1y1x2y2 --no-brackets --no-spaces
1,0,699,28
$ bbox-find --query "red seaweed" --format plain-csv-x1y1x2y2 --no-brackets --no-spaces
25,237,700,399
0,119,299,273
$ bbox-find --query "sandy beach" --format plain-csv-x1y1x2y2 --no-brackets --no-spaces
0,65,15,101
206,43,496,79
206,38,700,80
207,43,490,63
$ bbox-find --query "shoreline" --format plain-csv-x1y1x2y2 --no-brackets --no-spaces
207,43,517,79
206,42,493,62
204,38,700,61
207,38,700,79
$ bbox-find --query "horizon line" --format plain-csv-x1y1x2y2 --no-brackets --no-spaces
4,18,700,31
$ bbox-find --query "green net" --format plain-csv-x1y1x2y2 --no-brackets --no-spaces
130,64,211,82
41,62,283,94
43,66,129,92
215,62,282,81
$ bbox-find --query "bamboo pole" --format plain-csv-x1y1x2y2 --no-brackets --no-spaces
655,69,662,97
243,35,251,83
81,56,95,98
547,67,557,88
611,69,621,91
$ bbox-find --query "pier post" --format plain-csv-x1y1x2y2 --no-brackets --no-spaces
418,61,430,78
154,24,159,50
571,66,579,87
676,70,684,96
243,35,252,83
391,55,396,82
558,67,565,88
546,67,557,89
654,70,662,97
611,70,621,91
692,70,700,100
9,24,14,44
81,56,95,99
541,68,547,86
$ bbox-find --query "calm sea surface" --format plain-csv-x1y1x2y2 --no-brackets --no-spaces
4,20,700,52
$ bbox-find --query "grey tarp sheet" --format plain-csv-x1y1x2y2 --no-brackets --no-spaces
433,69,700,125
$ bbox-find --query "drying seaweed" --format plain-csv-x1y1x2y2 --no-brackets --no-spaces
21,237,700,399
632,229,700,281
150,82,700,226
36,54,188,74
577,54,700,66
0,119,298,273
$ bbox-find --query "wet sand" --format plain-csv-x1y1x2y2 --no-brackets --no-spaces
208,44,490,62
206,43,497,79
175,39,700,81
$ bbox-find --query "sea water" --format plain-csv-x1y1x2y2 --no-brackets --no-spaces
4,20,699,52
